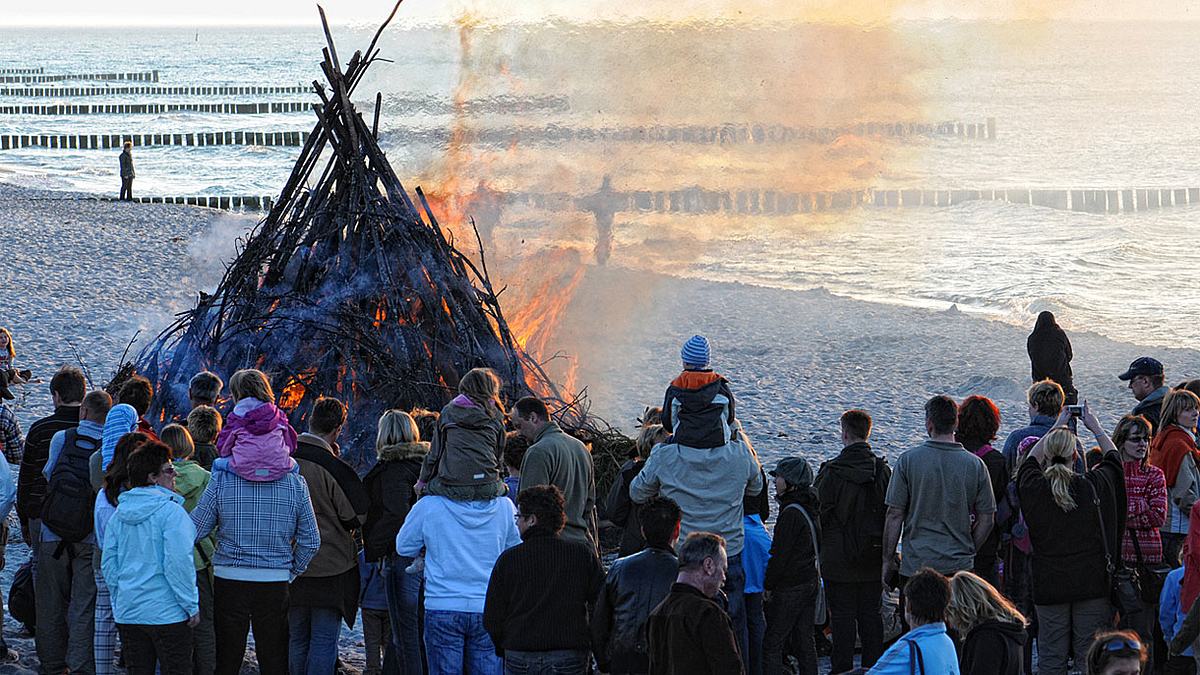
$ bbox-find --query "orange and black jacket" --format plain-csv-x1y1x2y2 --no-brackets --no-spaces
660,369,736,449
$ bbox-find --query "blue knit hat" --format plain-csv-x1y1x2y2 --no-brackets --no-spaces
680,335,711,369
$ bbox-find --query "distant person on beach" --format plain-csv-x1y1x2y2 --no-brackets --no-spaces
290,397,369,675
188,370,224,411
513,395,599,550
646,532,744,675
19,366,85,555
592,496,681,675
956,395,1007,586
483,484,605,673
119,141,135,201
215,369,298,482
362,410,427,675
660,335,737,449
1027,311,1077,405
187,405,222,470
883,395,995,591
762,457,820,675
417,368,507,501
1120,356,1169,430
101,441,200,674
814,409,891,673
1002,379,1065,472
1017,405,1124,675
1150,389,1200,567
37,389,111,675
867,569,958,675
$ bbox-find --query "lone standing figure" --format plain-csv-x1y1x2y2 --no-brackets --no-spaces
119,141,135,201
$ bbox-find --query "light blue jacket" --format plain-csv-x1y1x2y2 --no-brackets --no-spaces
395,495,521,613
101,486,199,625
0,447,15,524
1160,566,1194,656
869,622,960,674
742,514,772,594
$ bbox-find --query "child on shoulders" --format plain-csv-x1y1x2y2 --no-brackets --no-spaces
214,369,297,481
661,334,738,449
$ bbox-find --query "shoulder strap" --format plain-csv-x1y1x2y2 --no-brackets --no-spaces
905,638,926,675
1085,479,1115,575
786,503,821,576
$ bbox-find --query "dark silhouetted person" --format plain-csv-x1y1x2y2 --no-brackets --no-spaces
646,532,743,675
119,141,135,201
1027,311,1077,405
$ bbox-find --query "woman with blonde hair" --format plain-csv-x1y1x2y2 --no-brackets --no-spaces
416,368,507,500
214,369,297,481
947,571,1027,675
362,410,429,674
1151,389,1200,567
1017,403,1125,675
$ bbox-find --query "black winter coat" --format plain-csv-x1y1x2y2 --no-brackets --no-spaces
815,443,891,583
765,490,819,591
1017,448,1125,605
1027,311,1076,399
362,442,427,561
961,620,1027,675
591,546,678,673
607,458,646,557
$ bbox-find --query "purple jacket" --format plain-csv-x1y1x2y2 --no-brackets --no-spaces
216,399,298,482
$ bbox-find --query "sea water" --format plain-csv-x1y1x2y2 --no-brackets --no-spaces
1,21,1198,349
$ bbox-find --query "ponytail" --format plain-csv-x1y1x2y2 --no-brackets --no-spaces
1040,427,1079,511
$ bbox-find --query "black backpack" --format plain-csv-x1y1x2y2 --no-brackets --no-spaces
838,457,890,562
8,560,35,632
41,429,99,544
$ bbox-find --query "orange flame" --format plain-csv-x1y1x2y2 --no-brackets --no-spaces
278,367,317,411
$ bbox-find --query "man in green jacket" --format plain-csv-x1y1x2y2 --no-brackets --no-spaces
512,396,598,552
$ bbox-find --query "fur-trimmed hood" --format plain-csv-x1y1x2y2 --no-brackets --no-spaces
378,441,430,463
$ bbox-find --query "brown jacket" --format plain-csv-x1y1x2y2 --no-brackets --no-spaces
647,583,743,675
294,433,366,577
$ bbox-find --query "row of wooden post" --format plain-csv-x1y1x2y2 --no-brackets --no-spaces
0,84,310,97
0,67,43,75
0,130,310,150
0,70,159,84
97,195,273,210
0,102,310,116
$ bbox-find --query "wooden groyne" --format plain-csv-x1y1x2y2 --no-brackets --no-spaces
97,195,274,210
0,85,310,97
379,118,998,148
0,70,159,84
0,130,311,150
0,102,311,116
0,68,43,75
467,183,1200,217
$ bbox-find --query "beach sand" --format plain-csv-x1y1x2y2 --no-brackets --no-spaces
4,183,1199,669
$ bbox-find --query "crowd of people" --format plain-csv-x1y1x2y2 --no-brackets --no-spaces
0,318,1196,674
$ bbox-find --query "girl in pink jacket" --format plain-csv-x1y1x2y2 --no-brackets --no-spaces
214,369,297,481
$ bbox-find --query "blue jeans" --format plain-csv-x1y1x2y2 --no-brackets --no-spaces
385,556,424,675
724,553,749,673
424,610,501,675
288,606,342,675
504,648,590,674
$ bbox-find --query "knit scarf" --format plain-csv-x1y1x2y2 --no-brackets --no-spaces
1150,424,1200,488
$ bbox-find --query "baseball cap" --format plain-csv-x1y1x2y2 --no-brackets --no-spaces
1118,357,1164,381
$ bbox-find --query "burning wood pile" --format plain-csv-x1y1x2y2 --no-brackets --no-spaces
128,4,571,469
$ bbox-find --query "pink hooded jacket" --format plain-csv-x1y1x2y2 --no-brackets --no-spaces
216,399,298,481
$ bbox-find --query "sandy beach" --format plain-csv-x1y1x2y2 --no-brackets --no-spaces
4,182,1200,668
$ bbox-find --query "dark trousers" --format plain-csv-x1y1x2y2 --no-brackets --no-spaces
35,540,96,674
504,649,590,674
194,570,216,675
826,580,885,673
213,577,289,675
117,621,194,675
120,177,133,201
746,591,765,675
764,581,818,675
724,553,749,673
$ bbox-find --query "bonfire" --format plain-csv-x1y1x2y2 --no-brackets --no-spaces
123,2,587,470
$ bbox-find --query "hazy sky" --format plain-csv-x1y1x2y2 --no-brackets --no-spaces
5,0,1199,27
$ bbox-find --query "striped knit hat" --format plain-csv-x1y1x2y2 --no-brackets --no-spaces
680,335,711,369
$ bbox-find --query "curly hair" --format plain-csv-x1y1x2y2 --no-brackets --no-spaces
515,484,566,534
956,396,1001,449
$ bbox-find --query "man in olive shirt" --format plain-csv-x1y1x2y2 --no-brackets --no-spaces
882,395,995,585
512,396,599,551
